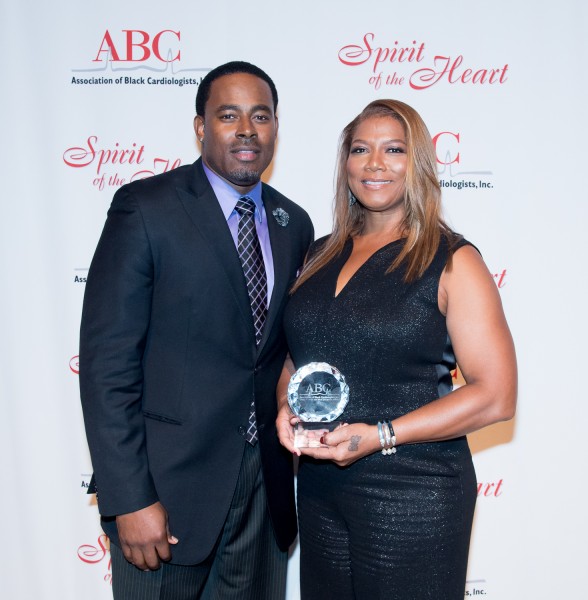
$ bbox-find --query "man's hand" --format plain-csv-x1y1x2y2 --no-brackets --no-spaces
116,501,178,570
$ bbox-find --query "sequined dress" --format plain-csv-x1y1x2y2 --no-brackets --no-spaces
284,235,477,600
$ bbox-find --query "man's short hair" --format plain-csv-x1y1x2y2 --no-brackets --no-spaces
195,61,278,117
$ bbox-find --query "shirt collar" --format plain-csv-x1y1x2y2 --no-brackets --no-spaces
202,162,264,223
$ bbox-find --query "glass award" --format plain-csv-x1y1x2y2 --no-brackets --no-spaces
287,362,349,448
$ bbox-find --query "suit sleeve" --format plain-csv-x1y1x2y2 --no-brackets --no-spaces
79,185,159,517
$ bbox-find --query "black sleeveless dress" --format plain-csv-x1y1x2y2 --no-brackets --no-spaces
284,235,477,600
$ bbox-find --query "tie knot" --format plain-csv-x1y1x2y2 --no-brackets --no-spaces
235,196,256,217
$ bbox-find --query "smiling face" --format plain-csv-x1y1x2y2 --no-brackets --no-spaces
195,72,278,194
346,116,408,221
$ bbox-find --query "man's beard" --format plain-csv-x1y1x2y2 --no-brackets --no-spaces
227,167,262,187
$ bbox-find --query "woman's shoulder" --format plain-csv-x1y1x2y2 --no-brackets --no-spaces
423,229,481,284
307,234,332,259
437,231,494,315
441,229,480,257
440,230,491,287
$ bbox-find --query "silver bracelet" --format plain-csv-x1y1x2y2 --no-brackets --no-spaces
386,419,397,454
378,420,397,455
377,421,386,449
382,421,392,447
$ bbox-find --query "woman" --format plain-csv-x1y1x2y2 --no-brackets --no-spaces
276,99,516,599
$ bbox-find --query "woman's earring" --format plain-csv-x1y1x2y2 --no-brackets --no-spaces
348,189,357,207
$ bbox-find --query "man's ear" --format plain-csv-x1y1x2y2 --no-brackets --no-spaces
194,115,204,142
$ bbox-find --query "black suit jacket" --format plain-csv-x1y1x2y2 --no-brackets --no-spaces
79,158,313,564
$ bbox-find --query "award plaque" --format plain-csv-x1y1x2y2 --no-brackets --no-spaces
287,362,349,448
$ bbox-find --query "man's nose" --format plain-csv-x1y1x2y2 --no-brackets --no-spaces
237,117,257,138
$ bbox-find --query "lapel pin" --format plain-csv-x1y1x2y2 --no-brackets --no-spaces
272,208,289,227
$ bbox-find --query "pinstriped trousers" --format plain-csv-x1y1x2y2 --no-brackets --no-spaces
110,443,288,600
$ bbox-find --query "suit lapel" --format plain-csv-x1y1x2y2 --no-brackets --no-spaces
177,161,255,341
257,189,293,355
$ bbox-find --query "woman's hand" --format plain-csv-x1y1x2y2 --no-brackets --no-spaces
298,423,380,467
276,402,301,456
276,354,302,455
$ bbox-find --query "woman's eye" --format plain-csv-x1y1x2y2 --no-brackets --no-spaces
387,147,405,153
350,147,366,154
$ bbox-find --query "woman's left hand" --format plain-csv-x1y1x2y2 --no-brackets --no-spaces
298,422,380,466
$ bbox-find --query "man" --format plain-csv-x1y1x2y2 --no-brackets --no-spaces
80,61,313,599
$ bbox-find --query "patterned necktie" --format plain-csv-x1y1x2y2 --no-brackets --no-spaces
235,196,267,445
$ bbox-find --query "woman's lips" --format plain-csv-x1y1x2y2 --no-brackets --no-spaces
361,179,393,188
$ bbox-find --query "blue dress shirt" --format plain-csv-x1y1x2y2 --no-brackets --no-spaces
202,163,275,305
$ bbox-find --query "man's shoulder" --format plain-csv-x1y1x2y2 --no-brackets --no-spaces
261,182,311,223
118,161,199,197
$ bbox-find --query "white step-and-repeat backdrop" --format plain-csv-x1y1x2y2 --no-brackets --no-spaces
2,1,586,598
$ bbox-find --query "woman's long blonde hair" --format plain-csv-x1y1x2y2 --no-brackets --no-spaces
292,99,457,292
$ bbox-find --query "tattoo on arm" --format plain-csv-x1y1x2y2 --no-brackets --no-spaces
348,435,361,452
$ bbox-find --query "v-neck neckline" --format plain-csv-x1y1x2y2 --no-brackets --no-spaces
333,237,403,299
